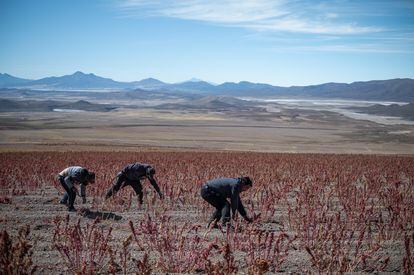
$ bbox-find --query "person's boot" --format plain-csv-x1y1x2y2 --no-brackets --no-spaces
207,216,219,229
68,206,76,212
208,221,219,229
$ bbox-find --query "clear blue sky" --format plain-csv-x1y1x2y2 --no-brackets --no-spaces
1,0,413,86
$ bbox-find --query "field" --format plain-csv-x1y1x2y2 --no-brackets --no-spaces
1,151,413,274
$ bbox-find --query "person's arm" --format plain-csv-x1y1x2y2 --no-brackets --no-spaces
148,175,163,199
230,186,241,217
237,199,252,222
231,186,251,222
80,183,86,203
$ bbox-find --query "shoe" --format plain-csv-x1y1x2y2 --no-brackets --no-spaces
207,223,219,229
60,200,68,205
68,207,76,212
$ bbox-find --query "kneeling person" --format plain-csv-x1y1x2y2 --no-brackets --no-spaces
201,176,253,228
105,163,163,204
58,166,95,212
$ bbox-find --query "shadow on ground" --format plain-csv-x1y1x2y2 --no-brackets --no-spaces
79,208,122,221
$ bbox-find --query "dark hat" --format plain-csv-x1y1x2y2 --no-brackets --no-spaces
146,166,155,176
88,172,95,180
241,176,252,186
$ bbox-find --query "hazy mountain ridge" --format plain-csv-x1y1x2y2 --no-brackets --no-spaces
350,103,414,120
0,98,117,112
0,73,32,87
155,96,256,110
1,71,413,101
15,71,130,89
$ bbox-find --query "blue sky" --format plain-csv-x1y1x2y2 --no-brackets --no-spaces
1,0,413,86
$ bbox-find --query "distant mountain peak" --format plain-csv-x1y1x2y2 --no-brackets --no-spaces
138,77,165,84
0,73,32,87
188,78,204,82
72,71,97,77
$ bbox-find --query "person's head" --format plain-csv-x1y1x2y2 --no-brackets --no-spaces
146,166,155,177
87,172,95,184
240,176,253,192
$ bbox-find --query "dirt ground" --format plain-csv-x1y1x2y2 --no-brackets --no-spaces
0,186,302,273
1,151,412,274
1,178,408,274
0,108,413,154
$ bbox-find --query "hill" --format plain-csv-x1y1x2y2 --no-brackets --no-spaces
351,102,414,120
0,99,117,112
155,95,256,111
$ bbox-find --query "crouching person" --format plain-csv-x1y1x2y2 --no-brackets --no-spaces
105,163,163,204
58,166,95,212
201,176,253,228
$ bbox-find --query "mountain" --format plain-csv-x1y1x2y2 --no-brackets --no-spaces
6,72,167,90
132,78,166,90
214,81,285,96
187,78,204,82
17,71,130,89
167,80,216,93
1,71,413,101
288,79,414,101
350,103,414,120
0,73,31,87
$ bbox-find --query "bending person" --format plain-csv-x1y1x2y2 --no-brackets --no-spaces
201,176,253,228
58,166,95,212
105,163,163,204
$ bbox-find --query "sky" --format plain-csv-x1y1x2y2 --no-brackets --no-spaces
1,0,413,86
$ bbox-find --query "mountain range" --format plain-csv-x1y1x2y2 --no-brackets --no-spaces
1,71,413,101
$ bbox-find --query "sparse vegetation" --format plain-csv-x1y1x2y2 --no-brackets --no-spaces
0,151,413,273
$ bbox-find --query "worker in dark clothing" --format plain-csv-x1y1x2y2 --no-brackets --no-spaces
58,166,95,212
201,176,253,228
105,163,163,204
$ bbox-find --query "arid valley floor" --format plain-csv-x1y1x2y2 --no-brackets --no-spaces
1,103,413,153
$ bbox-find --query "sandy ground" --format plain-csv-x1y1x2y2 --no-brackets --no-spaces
0,108,413,154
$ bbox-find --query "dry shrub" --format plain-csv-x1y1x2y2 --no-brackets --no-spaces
0,225,36,274
403,233,414,274
52,215,114,274
129,214,216,273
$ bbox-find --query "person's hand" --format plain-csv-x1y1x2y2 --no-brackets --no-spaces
159,192,164,199
245,216,253,223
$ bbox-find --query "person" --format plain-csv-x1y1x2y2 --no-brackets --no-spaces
201,176,253,228
58,166,95,212
105,163,163,204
